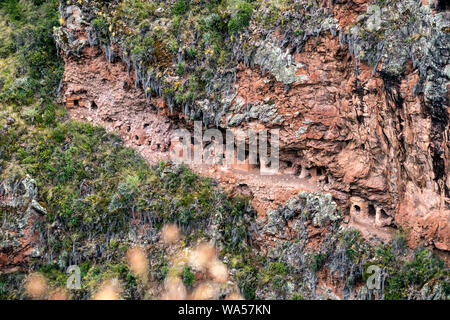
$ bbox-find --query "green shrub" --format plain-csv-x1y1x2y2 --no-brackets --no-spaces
0,0,63,105
182,265,195,286
292,292,303,300
311,254,325,272
403,248,445,285
186,47,196,59
236,265,258,299
176,62,185,75
130,36,155,62
375,245,393,264
392,231,407,253
0,39,15,58
268,261,289,275
0,0,23,21
385,248,447,300
91,16,110,46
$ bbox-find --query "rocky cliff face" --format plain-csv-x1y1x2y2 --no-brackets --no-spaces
0,0,449,300
56,0,449,254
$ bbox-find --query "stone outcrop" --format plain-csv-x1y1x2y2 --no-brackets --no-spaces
55,0,449,255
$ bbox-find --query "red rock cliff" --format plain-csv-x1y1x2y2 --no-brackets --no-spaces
56,0,449,253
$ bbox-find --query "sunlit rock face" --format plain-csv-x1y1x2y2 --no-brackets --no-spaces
56,0,448,255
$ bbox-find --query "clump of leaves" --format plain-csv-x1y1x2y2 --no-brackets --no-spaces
385,247,448,300
311,254,326,273
236,265,258,300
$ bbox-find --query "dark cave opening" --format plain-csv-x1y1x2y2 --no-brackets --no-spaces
368,204,376,219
